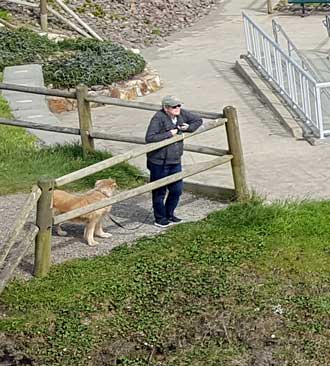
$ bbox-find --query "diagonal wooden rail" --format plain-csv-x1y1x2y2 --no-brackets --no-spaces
55,118,225,186
54,155,233,225
0,224,39,295
0,185,41,266
0,186,41,294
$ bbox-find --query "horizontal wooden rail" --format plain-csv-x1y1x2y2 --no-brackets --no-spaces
0,224,39,295
0,118,227,156
55,119,225,186
0,118,80,135
0,185,41,267
0,83,223,119
85,95,223,120
54,155,233,224
0,83,76,99
90,130,229,156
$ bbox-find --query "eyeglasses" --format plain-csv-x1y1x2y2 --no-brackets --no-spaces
169,104,181,109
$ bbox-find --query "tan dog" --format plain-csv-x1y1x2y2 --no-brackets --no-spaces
53,179,117,246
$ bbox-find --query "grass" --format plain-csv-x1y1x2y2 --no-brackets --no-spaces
0,97,144,194
1,198,330,365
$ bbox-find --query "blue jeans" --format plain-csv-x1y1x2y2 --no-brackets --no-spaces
147,161,183,222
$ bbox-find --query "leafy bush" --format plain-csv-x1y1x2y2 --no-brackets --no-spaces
0,28,58,71
44,39,146,88
0,29,146,88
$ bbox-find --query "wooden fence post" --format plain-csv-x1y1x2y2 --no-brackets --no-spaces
40,0,48,31
267,0,273,14
34,177,54,277
223,106,248,201
76,84,95,157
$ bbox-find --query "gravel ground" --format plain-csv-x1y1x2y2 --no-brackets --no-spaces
0,0,220,49
0,190,226,280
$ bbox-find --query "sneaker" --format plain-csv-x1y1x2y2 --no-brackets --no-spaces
167,215,182,223
154,219,171,228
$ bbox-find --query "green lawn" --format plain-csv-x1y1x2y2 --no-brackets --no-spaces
1,199,330,365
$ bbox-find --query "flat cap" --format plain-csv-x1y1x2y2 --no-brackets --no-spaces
161,95,182,107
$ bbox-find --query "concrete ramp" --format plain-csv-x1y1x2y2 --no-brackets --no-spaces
2,64,77,145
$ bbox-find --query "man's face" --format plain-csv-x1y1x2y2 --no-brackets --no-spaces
165,104,182,118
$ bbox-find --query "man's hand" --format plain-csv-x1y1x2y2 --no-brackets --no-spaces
178,123,189,131
170,128,178,136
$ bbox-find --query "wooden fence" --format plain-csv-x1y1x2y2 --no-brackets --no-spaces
0,82,247,291
0,185,41,294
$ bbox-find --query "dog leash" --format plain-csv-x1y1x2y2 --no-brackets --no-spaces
107,210,153,231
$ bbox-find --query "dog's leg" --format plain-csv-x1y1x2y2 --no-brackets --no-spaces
84,221,98,246
56,224,67,236
95,220,112,238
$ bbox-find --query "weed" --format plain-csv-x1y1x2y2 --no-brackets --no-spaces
151,27,161,36
0,8,11,21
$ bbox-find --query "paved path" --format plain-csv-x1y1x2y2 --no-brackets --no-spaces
5,0,330,201
57,0,330,201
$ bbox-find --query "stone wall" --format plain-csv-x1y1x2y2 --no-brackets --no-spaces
47,64,162,113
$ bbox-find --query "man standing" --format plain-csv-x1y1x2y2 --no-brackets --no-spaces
145,95,202,228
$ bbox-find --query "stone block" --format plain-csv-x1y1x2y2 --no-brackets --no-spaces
47,64,162,112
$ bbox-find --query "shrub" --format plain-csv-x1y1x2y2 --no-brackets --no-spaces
0,28,58,71
44,39,146,88
0,29,146,88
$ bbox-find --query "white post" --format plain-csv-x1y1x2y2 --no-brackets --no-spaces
267,0,273,14
316,86,324,138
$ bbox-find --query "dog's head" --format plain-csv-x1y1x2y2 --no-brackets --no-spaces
95,179,117,197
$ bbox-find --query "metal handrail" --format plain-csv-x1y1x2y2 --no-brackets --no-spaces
243,11,330,138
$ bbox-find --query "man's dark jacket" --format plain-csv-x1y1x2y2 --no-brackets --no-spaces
145,108,202,165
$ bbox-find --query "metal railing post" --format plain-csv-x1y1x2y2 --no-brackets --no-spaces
316,86,324,138
76,84,95,156
34,177,54,277
223,106,248,201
